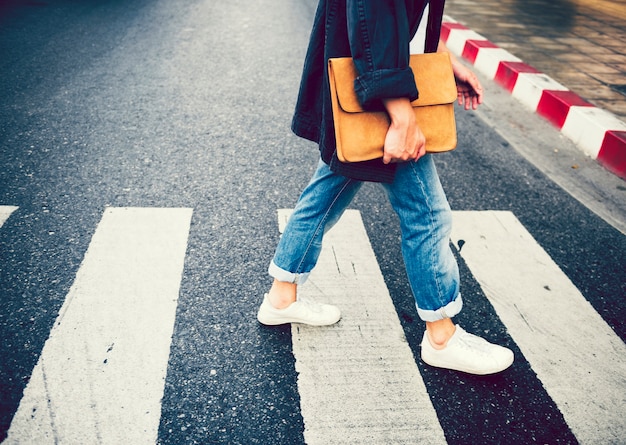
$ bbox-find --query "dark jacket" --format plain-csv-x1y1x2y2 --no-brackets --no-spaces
291,0,437,183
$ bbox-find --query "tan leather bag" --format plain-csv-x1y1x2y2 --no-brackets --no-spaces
328,52,458,163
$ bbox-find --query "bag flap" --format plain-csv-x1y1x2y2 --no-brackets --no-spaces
329,52,457,113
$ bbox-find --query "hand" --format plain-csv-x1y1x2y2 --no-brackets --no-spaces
382,97,426,164
451,60,483,110
438,40,483,110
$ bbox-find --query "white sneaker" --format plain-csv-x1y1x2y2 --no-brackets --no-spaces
421,325,514,375
257,294,341,326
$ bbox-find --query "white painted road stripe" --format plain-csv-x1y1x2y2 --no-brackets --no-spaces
450,210,626,445
5,207,193,445
0,205,18,227
278,209,447,445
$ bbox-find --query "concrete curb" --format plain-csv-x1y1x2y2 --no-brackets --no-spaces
442,16,626,180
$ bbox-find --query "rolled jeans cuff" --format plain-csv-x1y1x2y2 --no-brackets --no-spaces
268,261,311,285
416,293,463,322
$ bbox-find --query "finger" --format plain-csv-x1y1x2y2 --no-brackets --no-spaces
418,144,426,158
458,89,467,106
467,73,482,91
471,79,484,104
465,90,473,110
414,144,426,161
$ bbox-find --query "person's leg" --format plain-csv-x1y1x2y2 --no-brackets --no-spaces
383,156,513,374
382,155,461,328
258,159,362,325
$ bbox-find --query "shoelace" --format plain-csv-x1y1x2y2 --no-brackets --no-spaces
455,330,494,355
296,296,323,313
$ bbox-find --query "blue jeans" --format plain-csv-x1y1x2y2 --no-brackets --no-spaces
269,157,462,322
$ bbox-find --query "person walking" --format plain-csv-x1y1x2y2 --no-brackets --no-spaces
257,0,514,375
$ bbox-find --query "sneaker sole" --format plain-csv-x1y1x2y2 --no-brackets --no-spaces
421,351,514,375
257,313,341,326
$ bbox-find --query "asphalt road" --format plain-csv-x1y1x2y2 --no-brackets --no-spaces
1,1,624,444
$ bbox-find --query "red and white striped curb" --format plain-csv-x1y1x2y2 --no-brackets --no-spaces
442,16,626,179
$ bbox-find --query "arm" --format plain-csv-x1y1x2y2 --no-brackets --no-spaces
381,39,486,164
347,0,418,109
347,0,425,164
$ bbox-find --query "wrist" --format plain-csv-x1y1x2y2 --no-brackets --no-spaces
382,97,414,126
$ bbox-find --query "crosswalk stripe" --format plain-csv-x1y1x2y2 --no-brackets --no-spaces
450,210,626,444
5,207,193,445
0,205,18,227
278,209,447,445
